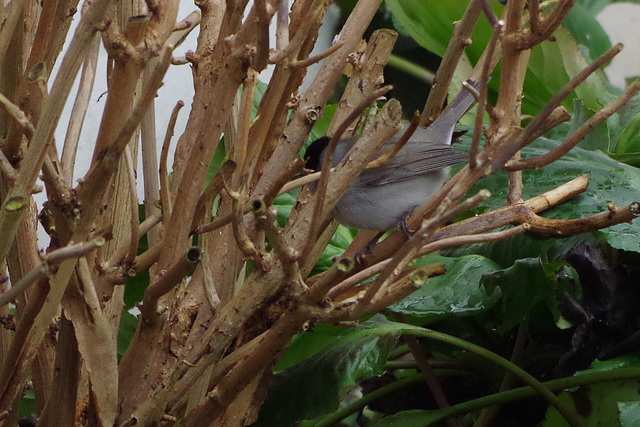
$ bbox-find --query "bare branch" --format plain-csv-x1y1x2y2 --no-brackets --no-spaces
0,239,106,307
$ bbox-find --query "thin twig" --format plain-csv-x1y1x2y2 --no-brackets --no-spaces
506,78,640,170
478,0,500,28
0,238,106,306
61,35,100,185
252,0,270,71
291,42,345,68
536,0,577,44
352,189,491,316
366,112,419,169
515,43,623,151
123,146,140,264
529,0,541,36
275,0,289,50
327,224,529,301
418,224,530,257
254,201,302,278
0,151,17,182
103,213,163,275
421,0,483,127
159,100,185,219
470,21,503,167
520,202,639,236
262,158,305,205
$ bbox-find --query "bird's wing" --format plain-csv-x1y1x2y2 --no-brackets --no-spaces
358,143,468,186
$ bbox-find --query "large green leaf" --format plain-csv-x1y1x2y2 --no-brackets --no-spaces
255,315,405,426
543,355,640,426
481,258,579,334
384,0,498,61
388,254,501,322
564,2,612,61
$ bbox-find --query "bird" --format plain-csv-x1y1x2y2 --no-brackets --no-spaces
303,80,479,232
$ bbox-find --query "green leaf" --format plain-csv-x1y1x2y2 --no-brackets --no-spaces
543,375,640,426
256,315,405,425
554,27,615,111
443,232,558,269
272,190,298,228
275,323,354,372
18,390,36,417
312,225,356,272
481,258,578,333
522,27,613,116
562,99,613,152
614,113,640,157
618,400,640,427
124,268,149,310
563,2,612,61
578,354,640,374
578,0,617,16
389,254,501,322
384,0,500,62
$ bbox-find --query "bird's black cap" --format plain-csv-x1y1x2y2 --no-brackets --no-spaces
303,136,330,171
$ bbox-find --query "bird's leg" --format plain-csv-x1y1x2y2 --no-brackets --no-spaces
398,209,417,238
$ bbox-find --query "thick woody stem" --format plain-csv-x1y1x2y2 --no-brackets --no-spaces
140,247,202,325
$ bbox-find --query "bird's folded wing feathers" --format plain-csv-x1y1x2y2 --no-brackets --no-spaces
359,145,468,186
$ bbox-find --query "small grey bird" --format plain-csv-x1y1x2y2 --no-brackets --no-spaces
304,80,479,231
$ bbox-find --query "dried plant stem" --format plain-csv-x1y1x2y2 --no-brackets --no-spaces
0,150,16,182
1,0,636,423
0,0,113,263
159,100,184,219
470,20,503,167
140,103,161,246
36,316,79,426
275,0,289,50
291,41,345,68
255,0,384,196
0,0,26,68
60,34,100,185
0,0,115,413
63,257,119,425
431,175,589,242
123,146,140,264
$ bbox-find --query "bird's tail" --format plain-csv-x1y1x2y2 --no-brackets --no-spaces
425,79,481,145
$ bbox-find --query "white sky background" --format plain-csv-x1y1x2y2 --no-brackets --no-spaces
39,1,640,247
